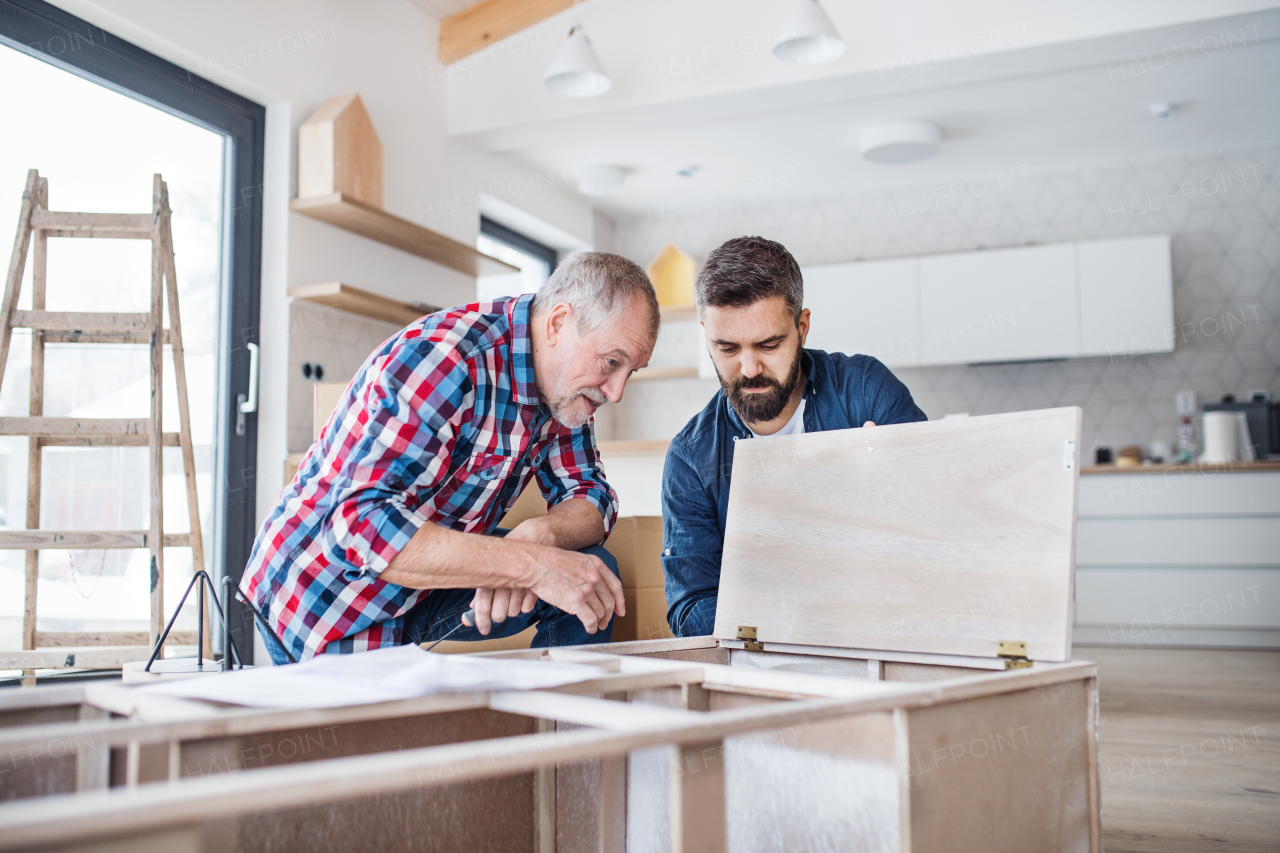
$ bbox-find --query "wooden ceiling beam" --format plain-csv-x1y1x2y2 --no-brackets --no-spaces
439,0,576,64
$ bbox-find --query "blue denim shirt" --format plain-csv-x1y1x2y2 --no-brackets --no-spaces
660,349,927,637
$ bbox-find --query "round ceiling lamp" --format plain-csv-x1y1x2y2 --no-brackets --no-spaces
577,165,625,197
859,120,943,164
544,24,612,98
773,0,845,65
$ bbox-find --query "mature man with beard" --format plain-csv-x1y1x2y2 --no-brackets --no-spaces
242,252,658,662
662,236,927,637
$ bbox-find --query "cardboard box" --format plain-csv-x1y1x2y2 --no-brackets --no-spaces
604,516,672,642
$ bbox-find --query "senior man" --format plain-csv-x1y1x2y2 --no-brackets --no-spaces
662,236,927,638
242,252,658,663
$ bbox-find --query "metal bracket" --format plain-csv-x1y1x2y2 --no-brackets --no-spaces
998,639,1032,670
737,626,764,652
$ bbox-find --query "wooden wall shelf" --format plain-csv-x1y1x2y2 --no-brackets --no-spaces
290,193,518,277
289,282,432,327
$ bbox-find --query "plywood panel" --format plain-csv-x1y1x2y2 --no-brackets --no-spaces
907,680,1095,853
803,257,921,367
238,776,535,853
727,649,877,679
715,408,1081,661
179,708,534,781
1076,517,1280,566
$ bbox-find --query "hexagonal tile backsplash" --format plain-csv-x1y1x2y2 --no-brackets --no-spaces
609,146,1280,458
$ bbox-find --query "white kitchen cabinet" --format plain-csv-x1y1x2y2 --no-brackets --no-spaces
918,243,1080,365
803,257,920,367
1077,234,1174,358
800,235,1171,368
1074,470,1280,648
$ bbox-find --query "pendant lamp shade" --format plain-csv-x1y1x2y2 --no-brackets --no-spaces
544,24,612,98
773,0,845,65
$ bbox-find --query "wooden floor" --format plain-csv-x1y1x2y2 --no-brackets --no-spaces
1082,647,1280,852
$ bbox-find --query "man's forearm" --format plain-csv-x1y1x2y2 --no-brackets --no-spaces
380,523,532,590
378,499,605,590
538,497,606,551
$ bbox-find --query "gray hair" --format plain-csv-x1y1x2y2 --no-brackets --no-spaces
696,236,803,321
531,251,660,339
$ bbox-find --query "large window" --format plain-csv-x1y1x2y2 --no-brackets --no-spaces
0,0,264,666
476,216,558,302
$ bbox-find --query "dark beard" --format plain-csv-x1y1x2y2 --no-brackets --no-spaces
717,345,802,425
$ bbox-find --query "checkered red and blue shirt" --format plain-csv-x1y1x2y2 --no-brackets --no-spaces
240,294,619,660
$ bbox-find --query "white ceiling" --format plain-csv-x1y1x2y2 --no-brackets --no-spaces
442,2,1280,217
408,0,473,21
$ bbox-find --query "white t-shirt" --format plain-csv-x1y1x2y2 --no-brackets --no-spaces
748,398,806,438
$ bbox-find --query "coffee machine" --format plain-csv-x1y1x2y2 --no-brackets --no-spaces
1202,393,1280,460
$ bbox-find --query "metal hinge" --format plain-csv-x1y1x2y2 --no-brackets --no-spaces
737,626,764,652
997,639,1031,670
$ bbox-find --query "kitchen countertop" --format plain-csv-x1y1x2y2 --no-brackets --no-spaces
1081,460,1280,475
598,443,1280,473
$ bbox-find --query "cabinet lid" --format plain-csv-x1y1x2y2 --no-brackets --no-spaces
713,407,1082,662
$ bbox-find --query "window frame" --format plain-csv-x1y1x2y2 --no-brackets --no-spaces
480,216,559,273
0,0,265,661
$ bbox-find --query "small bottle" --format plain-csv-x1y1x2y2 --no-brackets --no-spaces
1176,416,1195,463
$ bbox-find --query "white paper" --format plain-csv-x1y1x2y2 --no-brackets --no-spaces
139,645,604,709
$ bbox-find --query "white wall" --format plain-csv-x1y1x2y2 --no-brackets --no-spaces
611,144,1280,459
50,0,599,531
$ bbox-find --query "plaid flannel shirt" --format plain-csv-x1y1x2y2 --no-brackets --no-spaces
241,294,619,660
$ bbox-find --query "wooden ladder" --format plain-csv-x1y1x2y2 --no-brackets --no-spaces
0,169,207,681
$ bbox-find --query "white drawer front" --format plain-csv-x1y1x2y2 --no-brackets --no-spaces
1076,517,1280,566
1079,472,1280,517
1075,567,1280,630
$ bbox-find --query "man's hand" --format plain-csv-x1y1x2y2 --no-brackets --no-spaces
471,518,554,635
382,500,620,635
517,543,625,635
473,514,627,635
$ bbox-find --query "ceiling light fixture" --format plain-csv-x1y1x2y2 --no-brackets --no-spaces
544,23,611,98
859,120,943,164
1148,101,1176,119
578,165,625,197
773,0,845,65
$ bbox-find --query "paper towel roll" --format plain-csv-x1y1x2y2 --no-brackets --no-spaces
1201,411,1239,463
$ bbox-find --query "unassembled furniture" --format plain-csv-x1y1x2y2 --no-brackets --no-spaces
0,408,1098,852
0,647,1098,853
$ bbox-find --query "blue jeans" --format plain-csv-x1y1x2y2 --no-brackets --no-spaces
404,538,620,648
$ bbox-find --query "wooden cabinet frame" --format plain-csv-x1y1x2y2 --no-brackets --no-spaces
0,645,1099,853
